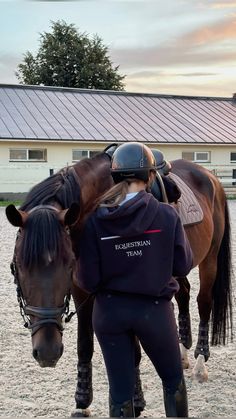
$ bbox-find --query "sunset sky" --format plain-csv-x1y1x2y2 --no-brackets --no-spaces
0,0,236,97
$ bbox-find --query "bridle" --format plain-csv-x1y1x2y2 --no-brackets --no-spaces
10,258,73,336
10,207,75,337
10,204,92,336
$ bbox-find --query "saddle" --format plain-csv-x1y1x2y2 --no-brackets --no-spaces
103,144,203,227
152,173,203,226
169,173,203,226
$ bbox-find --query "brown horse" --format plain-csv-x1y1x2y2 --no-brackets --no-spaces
169,159,233,382
6,146,145,417
6,150,233,414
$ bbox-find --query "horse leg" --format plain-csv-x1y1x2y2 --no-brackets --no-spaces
72,286,94,417
192,258,216,383
175,277,192,369
133,336,146,417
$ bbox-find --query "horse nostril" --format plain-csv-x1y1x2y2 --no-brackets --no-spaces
33,348,38,360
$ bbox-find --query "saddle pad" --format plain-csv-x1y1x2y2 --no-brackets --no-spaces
169,172,203,226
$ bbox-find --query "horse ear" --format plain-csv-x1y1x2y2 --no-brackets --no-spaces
60,203,80,227
5,204,27,227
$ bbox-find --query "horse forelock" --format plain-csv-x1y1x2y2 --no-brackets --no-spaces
19,208,72,271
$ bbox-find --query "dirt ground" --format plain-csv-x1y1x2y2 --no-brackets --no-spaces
0,203,235,418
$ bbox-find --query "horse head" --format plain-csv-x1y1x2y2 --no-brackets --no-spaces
6,202,80,367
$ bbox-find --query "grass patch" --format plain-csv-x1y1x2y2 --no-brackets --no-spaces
0,200,23,207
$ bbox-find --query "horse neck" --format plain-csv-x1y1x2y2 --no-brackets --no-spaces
73,154,112,218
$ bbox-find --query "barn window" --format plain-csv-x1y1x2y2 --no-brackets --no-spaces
182,151,210,163
182,152,194,161
9,148,47,161
230,152,236,163
72,149,98,161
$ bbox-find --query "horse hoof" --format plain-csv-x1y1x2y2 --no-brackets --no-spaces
191,354,208,383
191,368,208,383
182,358,190,369
179,343,190,369
71,408,91,417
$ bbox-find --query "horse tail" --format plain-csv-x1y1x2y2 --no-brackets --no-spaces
211,201,233,346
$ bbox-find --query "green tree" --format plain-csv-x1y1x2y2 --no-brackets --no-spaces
16,20,125,90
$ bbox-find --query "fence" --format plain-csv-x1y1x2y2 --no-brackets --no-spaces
211,168,236,187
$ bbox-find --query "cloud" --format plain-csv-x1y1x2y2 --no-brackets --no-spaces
211,1,236,9
175,72,218,77
125,69,235,97
184,16,236,45
128,70,218,79
26,0,86,2
111,43,235,70
111,15,236,71
0,52,21,83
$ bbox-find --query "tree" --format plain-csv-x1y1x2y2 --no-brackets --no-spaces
16,20,125,90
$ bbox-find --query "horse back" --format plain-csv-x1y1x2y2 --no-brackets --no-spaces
170,159,227,267
170,159,221,204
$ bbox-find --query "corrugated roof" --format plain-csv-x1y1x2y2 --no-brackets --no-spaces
0,84,236,144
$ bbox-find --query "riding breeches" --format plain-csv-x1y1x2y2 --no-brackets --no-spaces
93,292,183,403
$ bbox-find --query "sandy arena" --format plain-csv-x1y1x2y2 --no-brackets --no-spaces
0,203,235,417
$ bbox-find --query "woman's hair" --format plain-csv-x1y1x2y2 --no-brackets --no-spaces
98,172,155,208
98,180,131,207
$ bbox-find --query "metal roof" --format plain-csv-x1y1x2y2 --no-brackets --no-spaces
0,84,236,144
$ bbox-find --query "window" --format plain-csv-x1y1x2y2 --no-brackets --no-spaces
182,151,210,163
195,152,210,162
9,148,47,161
72,149,99,161
230,152,236,163
182,152,194,161
72,150,89,161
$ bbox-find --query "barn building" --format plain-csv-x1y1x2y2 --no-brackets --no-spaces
0,84,236,198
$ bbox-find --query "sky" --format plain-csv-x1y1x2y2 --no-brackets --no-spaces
0,0,236,97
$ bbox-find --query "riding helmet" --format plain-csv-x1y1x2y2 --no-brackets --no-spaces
151,149,172,175
111,142,156,183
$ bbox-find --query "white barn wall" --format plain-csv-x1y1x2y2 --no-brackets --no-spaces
1,141,236,195
161,144,236,171
0,141,109,194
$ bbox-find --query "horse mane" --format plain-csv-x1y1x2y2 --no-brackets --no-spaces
20,166,81,211
20,152,111,212
19,207,71,270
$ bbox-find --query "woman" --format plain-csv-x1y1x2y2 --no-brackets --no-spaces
77,142,193,417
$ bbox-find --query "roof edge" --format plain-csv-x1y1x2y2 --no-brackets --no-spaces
0,83,233,101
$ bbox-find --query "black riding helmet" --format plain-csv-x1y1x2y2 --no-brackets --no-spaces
111,142,156,184
151,149,172,175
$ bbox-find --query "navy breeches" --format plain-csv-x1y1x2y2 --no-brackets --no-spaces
93,292,183,403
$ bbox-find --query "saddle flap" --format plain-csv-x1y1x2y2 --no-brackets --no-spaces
169,173,203,226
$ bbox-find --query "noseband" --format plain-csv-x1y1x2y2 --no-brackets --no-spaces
22,295,70,337
11,258,72,336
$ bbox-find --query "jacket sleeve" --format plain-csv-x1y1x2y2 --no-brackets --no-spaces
76,217,102,293
172,216,193,277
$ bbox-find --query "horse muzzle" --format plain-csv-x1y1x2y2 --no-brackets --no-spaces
32,325,64,367
26,306,65,366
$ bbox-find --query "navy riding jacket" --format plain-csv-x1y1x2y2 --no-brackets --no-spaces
77,190,193,300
